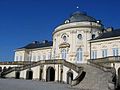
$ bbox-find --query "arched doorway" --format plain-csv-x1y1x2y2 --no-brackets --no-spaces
15,71,20,79
26,70,33,80
67,71,73,84
46,67,55,82
3,67,7,72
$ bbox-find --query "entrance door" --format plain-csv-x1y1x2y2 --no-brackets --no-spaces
67,71,73,84
46,67,55,82
26,70,33,80
15,71,20,79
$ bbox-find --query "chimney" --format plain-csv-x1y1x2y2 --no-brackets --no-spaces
106,27,113,32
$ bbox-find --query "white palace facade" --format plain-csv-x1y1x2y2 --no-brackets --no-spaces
1,11,120,89
14,11,120,64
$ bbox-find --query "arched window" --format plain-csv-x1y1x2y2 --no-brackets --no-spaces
61,33,68,43
63,36,67,42
77,48,83,61
61,49,67,60
77,34,82,40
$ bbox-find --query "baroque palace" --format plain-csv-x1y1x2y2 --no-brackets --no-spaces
0,11,120,90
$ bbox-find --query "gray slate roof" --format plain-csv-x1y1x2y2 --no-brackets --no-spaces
68,11,96,23
94,29,120,40
19,40,53,49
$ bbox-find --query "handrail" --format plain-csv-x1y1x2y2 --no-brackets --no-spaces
0,61,35,65
89,56,120,63
88,59,116,87
1,59,83,76
88,60,114,71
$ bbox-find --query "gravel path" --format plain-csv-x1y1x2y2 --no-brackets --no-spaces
0,79,80,90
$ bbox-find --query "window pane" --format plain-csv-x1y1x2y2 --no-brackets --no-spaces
61,49,66,60
102,49,107,57
113,48,118,56
77,48,82,61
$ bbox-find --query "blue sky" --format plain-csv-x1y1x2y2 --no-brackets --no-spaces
0,0,120,61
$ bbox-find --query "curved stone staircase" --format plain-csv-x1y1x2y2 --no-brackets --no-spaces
74,63,114,90
0,60,83,80
1,59,115,90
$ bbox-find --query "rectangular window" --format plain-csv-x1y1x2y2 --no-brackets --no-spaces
91,50,97,59
20,56,22,61
43,55,46,60
112,48,118,56
102,49,107,58
48,52,52,60
38,56,41,61
77,48,82,61
33,56,36,61
16,56,18,61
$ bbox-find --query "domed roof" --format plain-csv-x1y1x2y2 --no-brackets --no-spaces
65,11,96,23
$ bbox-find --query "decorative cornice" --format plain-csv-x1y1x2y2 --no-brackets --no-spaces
59,43,70,48
53,22,102,36
90,36,120,43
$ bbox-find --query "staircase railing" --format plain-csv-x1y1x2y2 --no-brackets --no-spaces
88,60,113,72
88,58,117,90
1,59,83,77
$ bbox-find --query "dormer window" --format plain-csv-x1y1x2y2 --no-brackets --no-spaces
77,34,82,40
64,20,70,24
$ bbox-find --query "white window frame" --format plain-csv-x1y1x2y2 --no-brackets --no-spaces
61,49,67,60
91,50,97,59
112,48,119,56
77,48,83,61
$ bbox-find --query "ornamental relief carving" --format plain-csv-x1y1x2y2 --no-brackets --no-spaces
91,47,97,49
56,33,60,37
101,45,107,48
84,30,91,33
69,54,76,57
70,30,77,34
112,44,118,47
76,30,85,33
76,45,84,48
107,42,112,44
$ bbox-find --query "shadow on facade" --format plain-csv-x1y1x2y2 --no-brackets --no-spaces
26,70,33,80
15,71,20,79
0,67,2,72
60,69,63,82
39,69,43,80
67,71,73,84
46,67,55,82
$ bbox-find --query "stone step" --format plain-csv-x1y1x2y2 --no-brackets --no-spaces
74,64,112,90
